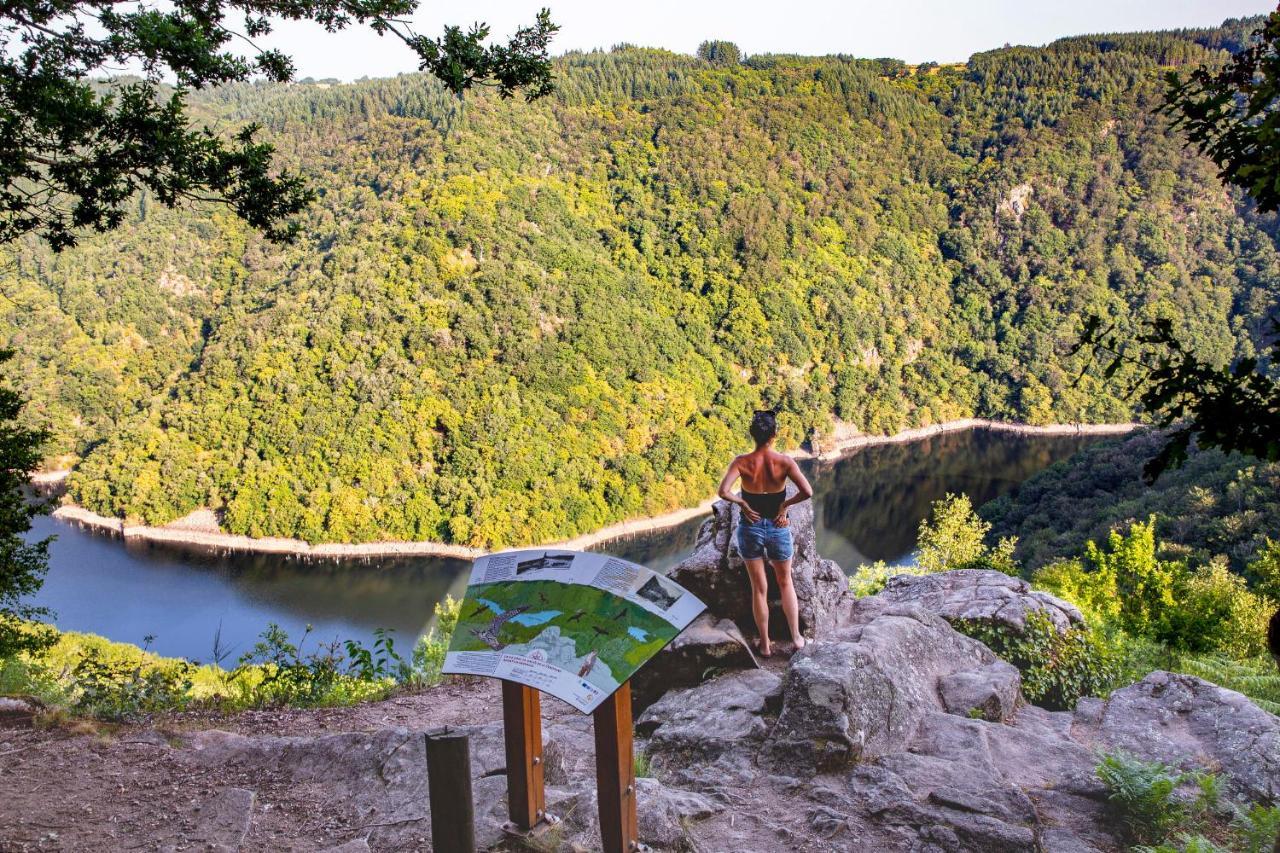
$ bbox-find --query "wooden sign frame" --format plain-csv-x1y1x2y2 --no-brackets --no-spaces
502,678,638,853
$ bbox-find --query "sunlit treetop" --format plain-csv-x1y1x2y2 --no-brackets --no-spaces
0,0,558,250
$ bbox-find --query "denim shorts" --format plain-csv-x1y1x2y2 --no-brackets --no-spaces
736,518,795,562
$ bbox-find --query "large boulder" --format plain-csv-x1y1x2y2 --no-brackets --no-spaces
762,597,1022,776
630,614,759,712
638,668,782,761
877,569,1084,634
1079,671,1280,803
667,493,848,641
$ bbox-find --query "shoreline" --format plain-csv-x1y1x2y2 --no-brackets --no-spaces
44,419,1139,561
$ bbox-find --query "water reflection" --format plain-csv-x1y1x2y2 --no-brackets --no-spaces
26,429,1100,661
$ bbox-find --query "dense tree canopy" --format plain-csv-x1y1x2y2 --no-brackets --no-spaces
0,0,557,249
3,18,1278,547
0,350,52,657
1078,9,1280,480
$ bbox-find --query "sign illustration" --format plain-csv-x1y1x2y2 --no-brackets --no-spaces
442,549,706,713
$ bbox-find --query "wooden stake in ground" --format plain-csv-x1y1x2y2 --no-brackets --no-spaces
501,681,546,830
424,728,475,853
593,681,638,853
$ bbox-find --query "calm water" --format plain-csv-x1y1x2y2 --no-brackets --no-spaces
24,429,1101,661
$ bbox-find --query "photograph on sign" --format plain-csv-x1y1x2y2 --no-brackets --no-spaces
442,550,706,713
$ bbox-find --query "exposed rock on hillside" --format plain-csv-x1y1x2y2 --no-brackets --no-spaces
1079,671,1280,803
638,668,782,760
630,614,758,711
876,569,1084,633
764,598,1022,775
6,493,1279,851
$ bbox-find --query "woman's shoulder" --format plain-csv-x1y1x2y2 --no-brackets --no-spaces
767,448,794,465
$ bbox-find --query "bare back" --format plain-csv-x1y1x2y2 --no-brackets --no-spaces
733,448,793,493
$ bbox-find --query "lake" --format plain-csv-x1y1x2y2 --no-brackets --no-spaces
24,428,1103,661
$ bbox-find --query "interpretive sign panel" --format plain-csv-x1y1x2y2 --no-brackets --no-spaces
442,549,706,713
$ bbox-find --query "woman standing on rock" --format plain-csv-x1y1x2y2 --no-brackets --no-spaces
717,410,814,657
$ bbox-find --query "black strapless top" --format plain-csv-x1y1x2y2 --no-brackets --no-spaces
741,489,785,519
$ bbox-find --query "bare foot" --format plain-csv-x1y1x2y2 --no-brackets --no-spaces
792,636,807,652
755,639,773,658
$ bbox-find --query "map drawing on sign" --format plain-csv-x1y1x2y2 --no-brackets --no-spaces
442,549,706,713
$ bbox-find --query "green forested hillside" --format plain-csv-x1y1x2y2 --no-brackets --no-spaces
982,429,1280,573
4,18,1279,547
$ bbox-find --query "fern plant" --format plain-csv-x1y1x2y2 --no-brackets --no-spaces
1095,751,1197,844
1134,835,1229,853
1234,804,1280,853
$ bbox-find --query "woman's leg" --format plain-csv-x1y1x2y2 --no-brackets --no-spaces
743,557,772,656
770,559,805,649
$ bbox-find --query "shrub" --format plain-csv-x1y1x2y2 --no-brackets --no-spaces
344,628,411,683
1036,521,1274,660
229,623,396,708
916,493,1019,575
0,653,68,707
1084,519,1179,639
412,594,462,686
1033,558,1119,625
71,648,194,720
1233,804,1280,853
1135,836,1230,853
1249,538,1280,601
955,611,1118,710
847,560,925,597
1165,559,1271,658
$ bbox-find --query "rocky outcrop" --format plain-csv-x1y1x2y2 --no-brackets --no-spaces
939,661,1022,722
877,569,1084,633
667,494,847,641
762,598,1022,775
630,614,758,711
638,668,782,760
1078,671,1280,803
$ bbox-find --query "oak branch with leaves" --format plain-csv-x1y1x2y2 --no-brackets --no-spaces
0,0,558,250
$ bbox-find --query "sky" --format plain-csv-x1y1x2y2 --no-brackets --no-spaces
260,0,1278,81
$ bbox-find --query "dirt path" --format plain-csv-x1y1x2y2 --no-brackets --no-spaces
0,652,806,853
0,679,508,852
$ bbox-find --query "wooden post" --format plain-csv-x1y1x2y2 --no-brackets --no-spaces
424,728,475,853
501,680,545,830
593,681,638,853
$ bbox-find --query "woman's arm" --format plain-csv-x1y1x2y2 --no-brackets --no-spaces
717,457,761,522
774,457,814,525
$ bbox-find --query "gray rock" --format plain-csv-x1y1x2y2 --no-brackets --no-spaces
938,660,1021,722
843,755,1038,852
668,495,848,641
763,599,1013,775
317,840,372,853
638,668,781,760
161,787,254,852
877,569,1084,634
634,777,721,850
631,613,759,711
1091,671,1280,802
